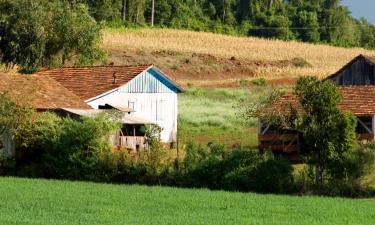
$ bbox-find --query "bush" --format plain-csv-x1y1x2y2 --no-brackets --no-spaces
252,78,267,86
33,112,120,180
252,158,295,194
183,143,295,193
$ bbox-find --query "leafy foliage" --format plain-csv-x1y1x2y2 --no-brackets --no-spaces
0,93,36,149
77,0,375,49
0,0,105,73
33,112,120,179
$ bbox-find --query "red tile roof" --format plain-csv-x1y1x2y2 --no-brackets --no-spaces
34,65,152,100
0,74,91,110
339,86,375,116
269,86,375,116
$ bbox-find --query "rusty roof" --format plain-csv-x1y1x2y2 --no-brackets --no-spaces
0,74,91,110
269,86,375,116
34,65,152,100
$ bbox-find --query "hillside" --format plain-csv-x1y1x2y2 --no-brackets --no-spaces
1,177,375,225
103,28,375,87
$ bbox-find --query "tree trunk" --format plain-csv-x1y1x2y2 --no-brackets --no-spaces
269,0,274,9
122,0,126,21
151,0,155,26
315,164,322,187
222,0,226,23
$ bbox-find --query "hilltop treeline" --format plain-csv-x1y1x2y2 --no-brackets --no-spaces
75,0,375,49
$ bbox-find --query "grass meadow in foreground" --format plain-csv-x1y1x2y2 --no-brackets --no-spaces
178,87,260,147
102,28,375,78
1,177,375,225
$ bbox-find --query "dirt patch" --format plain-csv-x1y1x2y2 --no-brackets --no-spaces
107,48,303,87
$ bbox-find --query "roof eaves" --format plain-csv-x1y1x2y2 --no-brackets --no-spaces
151,66,185,93
324,54,365,81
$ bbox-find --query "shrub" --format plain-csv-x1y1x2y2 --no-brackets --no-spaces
183,143,295,193
239,79,249,87
191,88,205,97
291,57,312,68
252,158,295,194
252,78,267,86
34,112,120,180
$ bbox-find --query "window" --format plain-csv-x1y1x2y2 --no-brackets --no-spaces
356,116,373,134
128,100,135,111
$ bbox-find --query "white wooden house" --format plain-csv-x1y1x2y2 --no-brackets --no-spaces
36,65,184,147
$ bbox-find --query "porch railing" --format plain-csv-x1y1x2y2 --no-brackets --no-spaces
109,135,147,150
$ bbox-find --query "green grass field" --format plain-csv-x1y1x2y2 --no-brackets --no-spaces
1,177,375,225
178,87,261,147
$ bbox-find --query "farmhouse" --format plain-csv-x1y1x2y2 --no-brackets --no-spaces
0,65,182,156
258,55,375,156
34,65,184,145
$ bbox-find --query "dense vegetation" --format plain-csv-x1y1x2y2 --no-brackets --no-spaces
2,177,375,225
81,0,375,49
0,0,105,72
243,76,375,195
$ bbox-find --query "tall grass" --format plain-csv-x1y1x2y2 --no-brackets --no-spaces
178,87,261,147
102,28,375,78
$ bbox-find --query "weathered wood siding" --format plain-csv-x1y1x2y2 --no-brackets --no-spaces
0,129,16,157
87,68,178,143
329,57,375,85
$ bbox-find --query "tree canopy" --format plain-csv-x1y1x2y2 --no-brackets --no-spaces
80,0,375,49
0,0,105,73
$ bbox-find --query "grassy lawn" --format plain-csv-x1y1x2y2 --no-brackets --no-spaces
1,177,375,225
178,87,260,147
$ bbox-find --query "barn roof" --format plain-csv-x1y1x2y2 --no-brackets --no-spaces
325,54,375,81
34,65,183,101
269,86,375,116
0,74,91,110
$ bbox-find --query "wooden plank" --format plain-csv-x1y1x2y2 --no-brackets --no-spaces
358,133,374,141
259,134,298,142
259,144,297,153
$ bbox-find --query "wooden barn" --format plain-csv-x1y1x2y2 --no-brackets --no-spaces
35,65,184,145
258,55,375,157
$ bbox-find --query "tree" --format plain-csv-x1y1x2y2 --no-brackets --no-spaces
0,0,105,73
245,76,358,188
295,11,320,42
294,77,357,187
0,93,36,156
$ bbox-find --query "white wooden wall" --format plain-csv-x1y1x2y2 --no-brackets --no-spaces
88,92,177,142
86,68,179,143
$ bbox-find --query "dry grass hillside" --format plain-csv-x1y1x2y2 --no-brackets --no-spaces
103,28,375,87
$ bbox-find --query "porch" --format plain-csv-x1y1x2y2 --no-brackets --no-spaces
110,124,149,151
110,135,147,151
